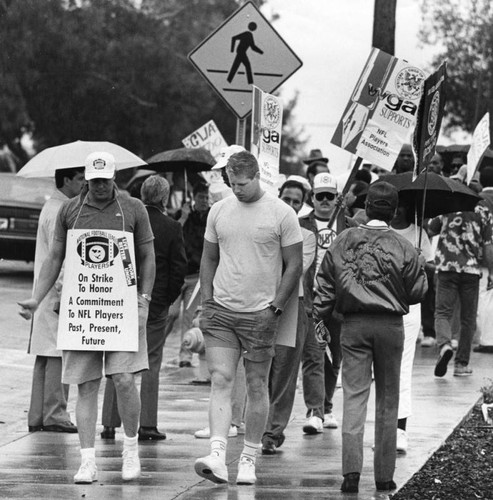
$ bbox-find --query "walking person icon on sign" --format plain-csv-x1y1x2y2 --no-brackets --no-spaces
227,22,263,84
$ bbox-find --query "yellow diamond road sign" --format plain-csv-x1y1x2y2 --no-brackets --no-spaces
188,1,302,119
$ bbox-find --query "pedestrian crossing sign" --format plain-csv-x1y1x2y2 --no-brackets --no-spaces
188,1,302,119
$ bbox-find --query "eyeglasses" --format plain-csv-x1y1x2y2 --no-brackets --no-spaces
315,192,336,201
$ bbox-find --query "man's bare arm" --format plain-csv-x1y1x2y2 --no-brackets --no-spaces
199,240,219,302
272,241,303,310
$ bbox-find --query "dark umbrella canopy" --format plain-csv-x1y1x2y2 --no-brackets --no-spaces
146,147,215,173
380,172,481,218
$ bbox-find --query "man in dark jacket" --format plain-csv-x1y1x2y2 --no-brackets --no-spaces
299,172,356,434
101,175,187,441
313,181,427,494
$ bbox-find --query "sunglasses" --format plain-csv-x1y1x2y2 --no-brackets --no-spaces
315,192,336,201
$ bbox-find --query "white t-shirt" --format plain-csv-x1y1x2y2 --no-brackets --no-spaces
205,192,303,312
315,216,338,275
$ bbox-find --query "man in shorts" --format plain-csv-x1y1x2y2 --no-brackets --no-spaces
19,152,155,485
194,150,303,485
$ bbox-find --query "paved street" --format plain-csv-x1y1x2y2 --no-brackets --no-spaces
0,259,491,499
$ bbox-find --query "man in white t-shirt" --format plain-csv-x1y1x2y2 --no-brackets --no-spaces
195,150,303,485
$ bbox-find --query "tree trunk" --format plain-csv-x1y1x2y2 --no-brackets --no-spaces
372,0,396,55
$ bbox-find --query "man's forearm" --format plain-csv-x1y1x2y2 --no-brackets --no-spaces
272,262,302,309
33,255,64,305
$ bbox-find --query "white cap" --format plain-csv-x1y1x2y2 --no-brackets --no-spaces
313,172,338,193
84,152,116,180
287,174,311,192
212,145,246,170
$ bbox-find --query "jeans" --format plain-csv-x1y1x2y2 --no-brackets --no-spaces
435,271,480,366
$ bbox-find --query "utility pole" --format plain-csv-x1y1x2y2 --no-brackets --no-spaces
372,0,396,55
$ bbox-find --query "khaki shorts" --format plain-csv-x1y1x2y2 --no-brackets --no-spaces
199,299,279,362
62,296,149,384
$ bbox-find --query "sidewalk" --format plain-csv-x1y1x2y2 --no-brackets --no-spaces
0,329,491,500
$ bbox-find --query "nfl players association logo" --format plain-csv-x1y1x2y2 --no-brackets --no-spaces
395,67,425,101
263,96,281,130
77,231,119,269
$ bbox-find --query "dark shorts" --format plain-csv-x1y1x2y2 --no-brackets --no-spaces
199,300,279,362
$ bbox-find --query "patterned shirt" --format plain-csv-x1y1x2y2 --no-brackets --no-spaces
429,205,493,276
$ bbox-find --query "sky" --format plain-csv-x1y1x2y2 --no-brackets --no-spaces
260,0,453,175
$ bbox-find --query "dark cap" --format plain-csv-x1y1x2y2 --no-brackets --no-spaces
303,148,328,165
366,181,398,210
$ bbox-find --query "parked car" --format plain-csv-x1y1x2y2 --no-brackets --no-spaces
0,173,55,262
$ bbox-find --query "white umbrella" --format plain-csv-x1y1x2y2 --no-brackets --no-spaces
17,140,147,178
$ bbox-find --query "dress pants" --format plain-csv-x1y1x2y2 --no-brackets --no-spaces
102,307,169,428
301,315,325,420
263,299,307,445
28,356,70,427
341,313,404,483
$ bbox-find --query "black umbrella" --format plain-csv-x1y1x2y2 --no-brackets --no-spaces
146,147,215,173
381,171,481,219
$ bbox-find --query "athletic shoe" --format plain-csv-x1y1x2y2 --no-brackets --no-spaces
396,428,408,453
194,425,238,439
454,363,473,377
74,460,97,484
236,457,256,485
303,415,323,434
194,454,228,483
434,344,454,377
323,413,338,429
451,339,459,350
122,448,141,481
421,336,436,347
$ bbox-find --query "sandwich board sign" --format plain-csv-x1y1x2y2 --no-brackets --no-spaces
188,1,302,119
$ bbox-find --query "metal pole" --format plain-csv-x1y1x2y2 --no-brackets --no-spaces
236,118,247,148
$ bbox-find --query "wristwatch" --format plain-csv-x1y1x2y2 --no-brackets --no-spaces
140,293,152,302
268,304,283,316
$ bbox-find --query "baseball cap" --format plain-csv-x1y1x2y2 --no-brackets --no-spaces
84,152,116,180
366,181,398,210
212,145,246,170
313,172,338,194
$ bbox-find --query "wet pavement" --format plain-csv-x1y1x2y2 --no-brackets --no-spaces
1,296,492,499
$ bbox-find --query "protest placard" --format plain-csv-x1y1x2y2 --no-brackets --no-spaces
412,62,447,175
332,48,426,171
467,112,490,184
251,85,283,193
57,229,138,351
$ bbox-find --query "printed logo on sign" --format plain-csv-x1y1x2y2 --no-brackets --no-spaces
395,67,425,100
77,231,120,269
263,96,281,130
427,91,440,136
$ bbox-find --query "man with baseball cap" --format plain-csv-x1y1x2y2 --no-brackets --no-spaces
19,151,156,485
299,172,355,435
313,181,427,493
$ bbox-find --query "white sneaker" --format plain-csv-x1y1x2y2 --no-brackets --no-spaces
74,460,98,484
323,413,338,429
194,425,238,439
236,457,256,485
303,415,323,434
122,448,141,481
396,429,408,453
195,453,228,483
451,339,458,350
421,336,436,347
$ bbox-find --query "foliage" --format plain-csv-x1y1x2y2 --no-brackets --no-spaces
419,0,493,135
0,0,305,168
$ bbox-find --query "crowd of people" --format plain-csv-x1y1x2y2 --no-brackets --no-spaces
16,142,493,493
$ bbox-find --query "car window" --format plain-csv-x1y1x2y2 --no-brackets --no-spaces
0,174,55,204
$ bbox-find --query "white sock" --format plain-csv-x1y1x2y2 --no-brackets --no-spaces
240,440,259,464
80,448,96,462
123,434,138,451
210,436,227,462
